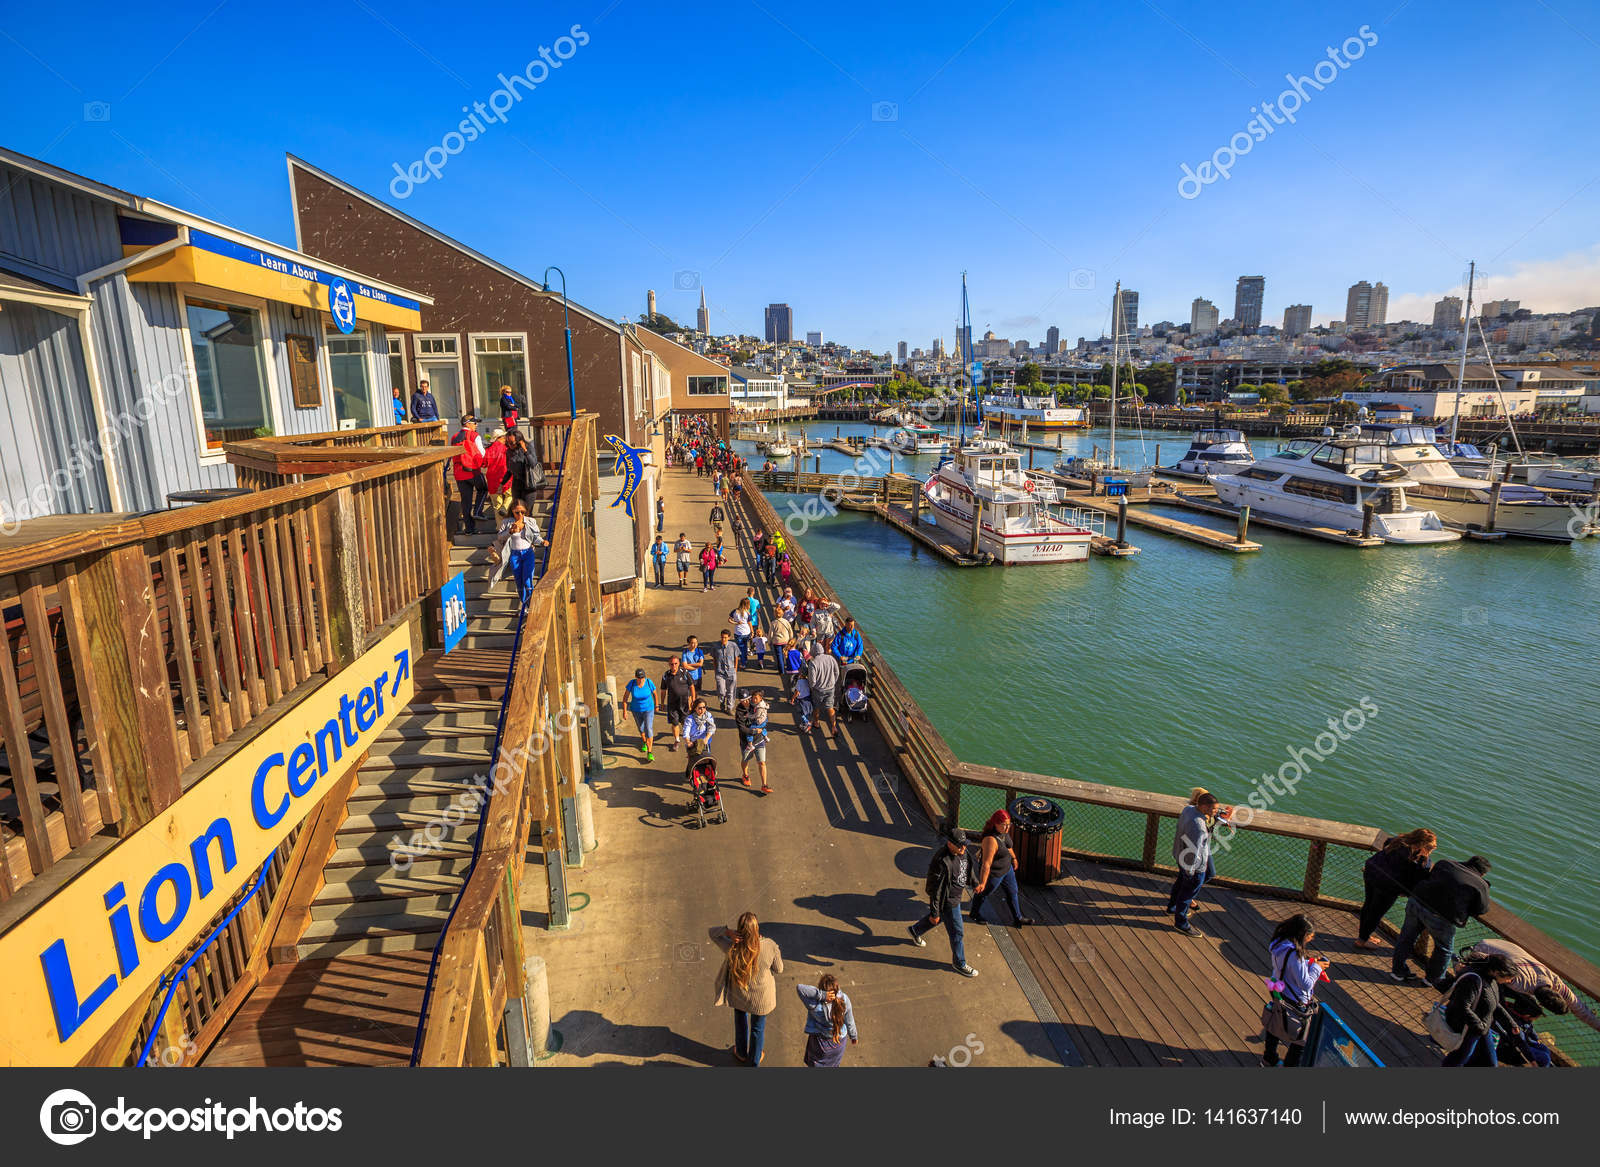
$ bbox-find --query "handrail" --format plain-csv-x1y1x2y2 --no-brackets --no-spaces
407,420,577,1066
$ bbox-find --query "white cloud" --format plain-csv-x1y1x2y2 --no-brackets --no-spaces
1383,245,1600,324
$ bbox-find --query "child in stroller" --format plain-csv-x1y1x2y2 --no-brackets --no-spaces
687,755,729,828
842,664,869,721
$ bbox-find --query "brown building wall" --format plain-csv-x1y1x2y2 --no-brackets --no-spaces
290,164,646,450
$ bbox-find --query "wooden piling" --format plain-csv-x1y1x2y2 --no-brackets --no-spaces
1116,496,1128,546
1237,504,1251,545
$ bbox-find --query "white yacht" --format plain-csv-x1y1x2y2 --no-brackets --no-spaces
1168,428,1255,479
764,430,794,458
1213,437,1461,544
889,419,950,455
923,439,1098,563
1357,424,1589,542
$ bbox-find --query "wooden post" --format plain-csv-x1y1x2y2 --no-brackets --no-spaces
1142,813,1161,871
969,499,983,556
315,487,367,669
1486,478,1503,532
1237,504,1251,544
1361,502,1375,540
1154,443,1160,469
1302,840,1327,902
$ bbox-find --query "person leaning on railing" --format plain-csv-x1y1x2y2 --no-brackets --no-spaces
1459,937,1600,1033
1355,828,1436,949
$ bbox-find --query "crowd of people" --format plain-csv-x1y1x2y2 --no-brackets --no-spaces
634,416,1595,1070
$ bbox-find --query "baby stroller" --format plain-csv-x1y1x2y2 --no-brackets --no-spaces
688,755,729,828
842,664,869,721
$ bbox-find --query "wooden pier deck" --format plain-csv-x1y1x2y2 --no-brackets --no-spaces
1067,492,1261,553
1011,865,1438,1067
1169,494,1386,548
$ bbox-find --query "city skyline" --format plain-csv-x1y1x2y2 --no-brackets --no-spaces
2,2,1596,349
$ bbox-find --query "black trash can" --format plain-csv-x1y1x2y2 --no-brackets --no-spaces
1008,796,1065,885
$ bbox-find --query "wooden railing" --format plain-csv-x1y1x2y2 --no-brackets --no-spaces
0,444,451,905
415,415,607,1067
735,472,1600,1066
228,422,449,490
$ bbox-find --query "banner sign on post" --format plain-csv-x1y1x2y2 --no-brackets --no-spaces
442,570,469,653
0,624,415,1066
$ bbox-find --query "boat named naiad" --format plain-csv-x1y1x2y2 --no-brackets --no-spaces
923,439,1098,563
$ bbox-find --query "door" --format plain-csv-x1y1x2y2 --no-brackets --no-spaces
417,360,463,428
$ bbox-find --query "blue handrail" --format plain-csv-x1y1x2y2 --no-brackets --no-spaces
138,855,273,1067
407,424,572,1065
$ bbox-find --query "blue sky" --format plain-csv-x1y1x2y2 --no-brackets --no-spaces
4,0,1598,350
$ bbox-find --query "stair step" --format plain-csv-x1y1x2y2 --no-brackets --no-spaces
370,731,497,756
295,916,447,959
453,533,496,548
318,866,470,895
327,838,476,870
345,789,479,815
363,752,489,773
336,809,481,835
353,771,489,798
310,889,458,920
380,713,499,737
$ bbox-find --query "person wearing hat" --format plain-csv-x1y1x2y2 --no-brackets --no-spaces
484,427,510,515
908,828,981,977
622,668,658,762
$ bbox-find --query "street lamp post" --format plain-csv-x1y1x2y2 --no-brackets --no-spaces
542,266,578,419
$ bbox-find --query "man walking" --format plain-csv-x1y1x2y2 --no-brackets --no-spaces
908,828,981,977
674,532,693,588
735,689,771,793
659,655,697,753
1392,855,1492,987
656,495,665,534
709,499,726,540
682,635,705,691
832,616,863,664
649,534,669,588
712,629,740,712
804,643,840,737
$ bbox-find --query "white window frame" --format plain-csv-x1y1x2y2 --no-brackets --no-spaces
386,334,409,397
415,333,459,357
321,320,380,431
469,331,530,413
176,286,284,465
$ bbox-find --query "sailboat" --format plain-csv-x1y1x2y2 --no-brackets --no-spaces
1056,281,1152,485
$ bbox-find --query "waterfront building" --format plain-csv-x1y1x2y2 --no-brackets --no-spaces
1234,276,1265,331
0,147,432,523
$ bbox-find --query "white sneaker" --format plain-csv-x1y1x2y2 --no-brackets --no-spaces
954,963,979,978
907,925,926,948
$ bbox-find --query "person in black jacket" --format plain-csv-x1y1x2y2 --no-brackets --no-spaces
1391,855,1492,986
908,828,980,977
1356,828,1436,948
1440,952,1517,1066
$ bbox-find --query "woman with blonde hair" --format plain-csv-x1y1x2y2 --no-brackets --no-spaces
714,912,783,1065
1355,828,1436,948
796,973,858,1066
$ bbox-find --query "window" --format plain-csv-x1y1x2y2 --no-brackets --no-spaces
1283,476,1356,504
1239,467,1283,481
688,375,727,396
471,334,528,414
185,297,273,449
326,327,374,428
417,335,458,356
387,336,408,397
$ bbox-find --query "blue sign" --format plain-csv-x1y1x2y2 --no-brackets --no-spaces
328,276,357,334
185,229,424,311
442,570,469,652
604,433,647,517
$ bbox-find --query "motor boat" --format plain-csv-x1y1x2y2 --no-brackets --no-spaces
923,439,1099,563
889,419,950,455
1213,437,1461,544
1357,424,1591,542
1167,428,1255,479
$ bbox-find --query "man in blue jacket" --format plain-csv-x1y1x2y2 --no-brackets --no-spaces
832,617,863,664
411,378,440,423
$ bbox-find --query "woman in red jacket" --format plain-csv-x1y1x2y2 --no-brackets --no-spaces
699,541,719,591
451,416,487,535
483,428,510,512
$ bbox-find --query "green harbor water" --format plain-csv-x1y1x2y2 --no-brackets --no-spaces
733,421,1600,965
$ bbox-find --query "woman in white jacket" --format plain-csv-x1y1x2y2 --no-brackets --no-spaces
490,501,544,602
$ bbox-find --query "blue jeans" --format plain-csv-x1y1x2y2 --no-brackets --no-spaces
1392,899,1457,984
1167,857,1215,926
508,546,536,603
733,1010,767,1065
971,868,1023,925
1443,1031,1497,1067
912,903,966,967
630,707,654,741
734,631,751,665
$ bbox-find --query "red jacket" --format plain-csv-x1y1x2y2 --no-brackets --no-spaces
483,440,508,494
452,430,484,481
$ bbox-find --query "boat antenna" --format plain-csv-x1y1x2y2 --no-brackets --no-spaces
1449,261,1475,446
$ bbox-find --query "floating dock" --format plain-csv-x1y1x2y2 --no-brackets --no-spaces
1069,493,1260,553
1168,494,1385,548
836,497,990,565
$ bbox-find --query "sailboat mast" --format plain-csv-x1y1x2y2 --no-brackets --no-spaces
1110,281,1120,469
959,272,972,446
1449,260,1475,446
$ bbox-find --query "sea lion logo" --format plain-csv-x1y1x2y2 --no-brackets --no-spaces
604,434,647,517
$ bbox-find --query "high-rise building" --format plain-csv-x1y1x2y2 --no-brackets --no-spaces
1432,297,1463,330
1046,324,1060,353
956,325,973,359
1282,304,1312,335
933,337,945,358
897,340,908,363
1191,297,1220,334
697,287,709,334
1345,281,1389,329
1115,290,1139,338
806,330,823,346
1234,276,1265,331
1481,299,1520,320
764,303,793,343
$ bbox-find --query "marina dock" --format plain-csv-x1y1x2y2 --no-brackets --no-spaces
1069,492,1261,553
1169,493,1387,548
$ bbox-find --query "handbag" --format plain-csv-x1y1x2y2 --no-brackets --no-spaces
1261,997,1317,1045
1423,972,1478,1052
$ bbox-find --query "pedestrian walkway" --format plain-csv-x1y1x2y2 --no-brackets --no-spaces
528,463,1061,1066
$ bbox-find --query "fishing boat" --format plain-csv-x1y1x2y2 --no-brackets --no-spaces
981,392,1088,431
1213,437,1461,544
1167,428,1255,479
1355,423,1589,541
924,439,1097,563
